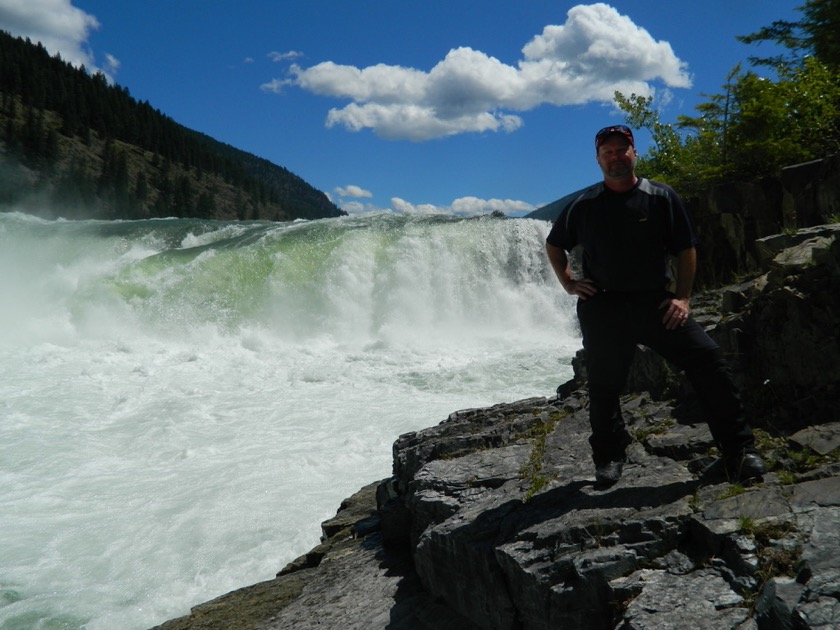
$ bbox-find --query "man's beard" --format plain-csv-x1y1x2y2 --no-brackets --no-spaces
605,162,633,178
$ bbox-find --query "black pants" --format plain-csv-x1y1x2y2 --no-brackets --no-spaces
577,291,756,466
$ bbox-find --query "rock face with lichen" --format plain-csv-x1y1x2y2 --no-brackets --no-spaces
152,222,840,630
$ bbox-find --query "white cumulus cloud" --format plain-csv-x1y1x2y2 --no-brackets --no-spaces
388,196,534,217
260,78,292,94
0,0,104,71
336,195,534,217
450,197,535,217
338,200,377,215
390,197,443,216
335,185,373,199
268,50,303,62
104,52,120,74
282,3,691,141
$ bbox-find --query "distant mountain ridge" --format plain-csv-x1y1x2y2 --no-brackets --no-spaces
525,184,596,222
0,30,344,221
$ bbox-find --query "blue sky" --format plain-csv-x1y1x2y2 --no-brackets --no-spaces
0,0,800,216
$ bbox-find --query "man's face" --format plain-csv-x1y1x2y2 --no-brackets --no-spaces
596,136,637,179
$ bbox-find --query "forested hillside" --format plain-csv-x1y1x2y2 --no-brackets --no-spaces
0,30,344,221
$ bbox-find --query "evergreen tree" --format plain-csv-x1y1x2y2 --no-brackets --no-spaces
737,0,840,70
135,171,148,202
195,190,216,219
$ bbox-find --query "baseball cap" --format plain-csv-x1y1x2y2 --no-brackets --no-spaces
595,125,634,148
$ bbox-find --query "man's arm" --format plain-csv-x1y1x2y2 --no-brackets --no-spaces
674,246,696,301
545,242,598,299
660,247,696,329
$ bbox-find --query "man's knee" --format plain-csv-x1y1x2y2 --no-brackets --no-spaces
683,345,729,376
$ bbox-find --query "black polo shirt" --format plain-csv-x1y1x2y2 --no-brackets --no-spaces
545,178,697,292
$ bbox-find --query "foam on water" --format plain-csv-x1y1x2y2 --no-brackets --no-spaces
0,211,579,629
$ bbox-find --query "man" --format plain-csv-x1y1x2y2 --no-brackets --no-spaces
545,124,766,487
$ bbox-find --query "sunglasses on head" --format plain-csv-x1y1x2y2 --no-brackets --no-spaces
595,125,634,148
595,125,632,138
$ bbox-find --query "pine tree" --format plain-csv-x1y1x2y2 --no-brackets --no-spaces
737,0,840,70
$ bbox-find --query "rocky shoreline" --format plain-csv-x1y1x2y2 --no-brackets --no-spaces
153,224,840,629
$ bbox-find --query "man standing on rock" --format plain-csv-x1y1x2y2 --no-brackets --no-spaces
545,124,767,487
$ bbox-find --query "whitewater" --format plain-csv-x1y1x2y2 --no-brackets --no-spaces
0,210,580,630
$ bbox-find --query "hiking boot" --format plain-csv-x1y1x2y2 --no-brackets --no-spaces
595,460,624,487
724,452,767,483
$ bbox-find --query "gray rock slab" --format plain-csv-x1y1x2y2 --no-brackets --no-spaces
789,422,840,456
612,568,749,629
790,476,840,511
255,533,477,630
701,486,792,522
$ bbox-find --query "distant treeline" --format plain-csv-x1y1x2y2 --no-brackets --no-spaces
0,30,344,221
